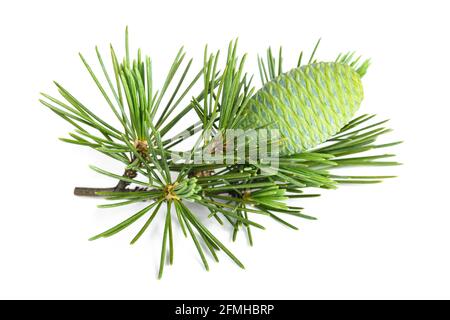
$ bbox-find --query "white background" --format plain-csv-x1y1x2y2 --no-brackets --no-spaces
0,0,449,300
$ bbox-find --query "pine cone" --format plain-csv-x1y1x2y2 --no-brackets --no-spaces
236,62,364,155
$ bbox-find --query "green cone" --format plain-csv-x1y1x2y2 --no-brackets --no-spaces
235,62,364,155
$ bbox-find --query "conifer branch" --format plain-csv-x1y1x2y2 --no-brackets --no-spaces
40,28,401,278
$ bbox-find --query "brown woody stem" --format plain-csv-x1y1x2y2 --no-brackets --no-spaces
73,187,117,197
73,169,137,197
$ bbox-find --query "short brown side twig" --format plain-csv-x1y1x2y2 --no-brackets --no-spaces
74,169,138,197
